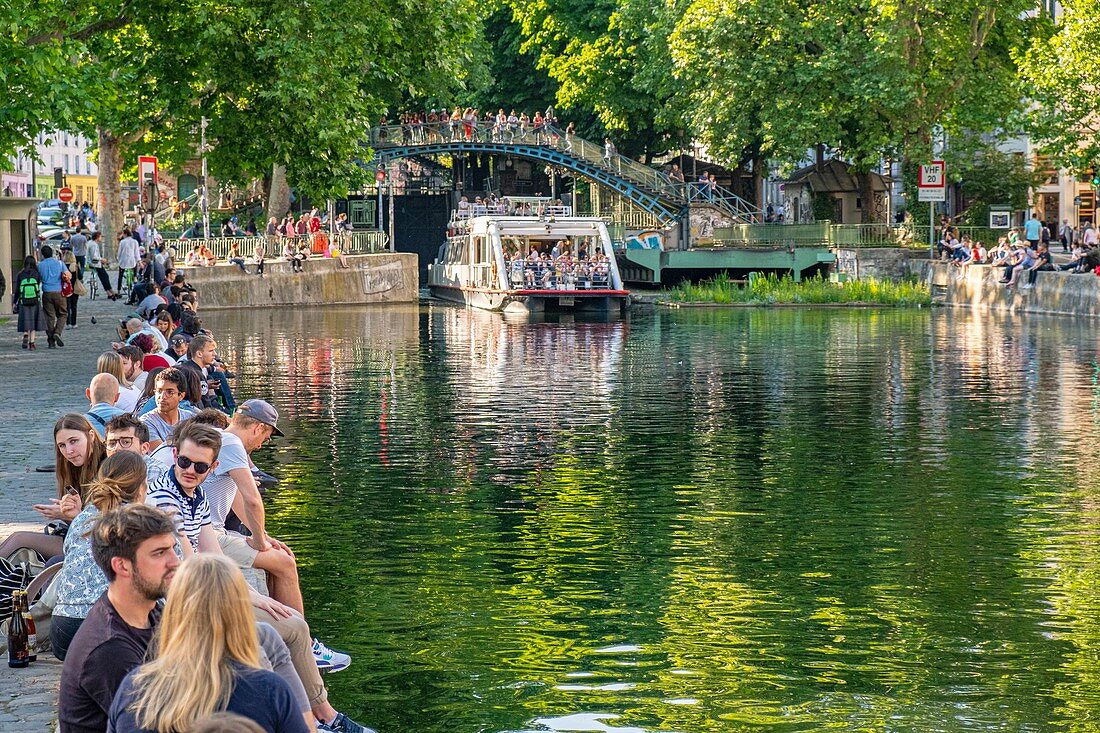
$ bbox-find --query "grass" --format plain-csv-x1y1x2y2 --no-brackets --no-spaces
665,272,932,307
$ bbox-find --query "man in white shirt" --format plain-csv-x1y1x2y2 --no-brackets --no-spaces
85,232,119,300
116,228,141,299
115,345,147,412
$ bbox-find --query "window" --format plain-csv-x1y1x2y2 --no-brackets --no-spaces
63,154,69,173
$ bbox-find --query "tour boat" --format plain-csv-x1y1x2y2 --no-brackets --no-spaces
428,199,630,314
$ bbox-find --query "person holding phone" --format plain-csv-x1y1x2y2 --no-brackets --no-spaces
35,414,107,524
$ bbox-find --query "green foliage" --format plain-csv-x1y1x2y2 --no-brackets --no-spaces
1016,1,1097,174
507,0,687,159
670,0,1038,172
811,192,836,222
667,272,932,306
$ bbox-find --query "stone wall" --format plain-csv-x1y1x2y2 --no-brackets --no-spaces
181,252,418,309
925,261,1100,318
834,247,928,281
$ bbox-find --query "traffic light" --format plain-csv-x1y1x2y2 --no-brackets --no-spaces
1091,167,1100,188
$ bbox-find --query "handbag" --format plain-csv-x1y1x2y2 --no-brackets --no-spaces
60,279,74,297
72,276,87,296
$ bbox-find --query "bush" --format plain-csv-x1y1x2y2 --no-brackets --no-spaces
666,273,931,306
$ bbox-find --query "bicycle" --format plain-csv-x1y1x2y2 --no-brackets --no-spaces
121,267,135,302
87,269,99,300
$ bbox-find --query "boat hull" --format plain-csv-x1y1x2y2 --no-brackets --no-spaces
430,285,629,315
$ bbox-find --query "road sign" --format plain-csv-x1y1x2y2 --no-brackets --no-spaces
917,160,946,202
57,187,74,203
138,155,158,186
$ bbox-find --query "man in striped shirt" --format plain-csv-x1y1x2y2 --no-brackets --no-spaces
145,420,368,733
145,420,221,555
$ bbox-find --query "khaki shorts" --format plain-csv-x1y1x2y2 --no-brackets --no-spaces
217,530,259,568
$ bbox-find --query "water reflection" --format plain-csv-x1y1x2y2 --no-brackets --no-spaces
201,305,1100,733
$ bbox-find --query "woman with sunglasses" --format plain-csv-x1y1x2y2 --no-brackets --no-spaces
50,451,148,660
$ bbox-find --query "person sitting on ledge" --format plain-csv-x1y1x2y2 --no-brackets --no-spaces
283,239,303,273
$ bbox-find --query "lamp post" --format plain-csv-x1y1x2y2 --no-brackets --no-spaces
200,116,210,240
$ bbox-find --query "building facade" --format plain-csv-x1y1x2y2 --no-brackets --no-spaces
2,131,100,203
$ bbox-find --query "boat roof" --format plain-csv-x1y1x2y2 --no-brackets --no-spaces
460,216,608,236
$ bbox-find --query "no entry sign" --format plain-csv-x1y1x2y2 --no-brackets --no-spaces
58,187,74,203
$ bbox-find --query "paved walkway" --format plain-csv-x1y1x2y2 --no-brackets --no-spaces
0,290,132,732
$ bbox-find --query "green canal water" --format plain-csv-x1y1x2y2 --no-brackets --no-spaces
206,304,1100,733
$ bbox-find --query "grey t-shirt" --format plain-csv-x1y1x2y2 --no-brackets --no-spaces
139,407,196,444
69,233,88,257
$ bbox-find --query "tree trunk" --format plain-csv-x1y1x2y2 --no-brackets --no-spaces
859,171,875,224
752,153,765,212
266,164,291,222
96,128,124,261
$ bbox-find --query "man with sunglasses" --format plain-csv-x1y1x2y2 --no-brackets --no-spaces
203,400,352,674
145,420,368,733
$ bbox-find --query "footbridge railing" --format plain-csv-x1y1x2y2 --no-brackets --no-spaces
366,124,762,225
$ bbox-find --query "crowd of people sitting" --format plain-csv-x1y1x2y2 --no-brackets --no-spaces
507,241,612,290
0,285,370,732
939,214,1100,289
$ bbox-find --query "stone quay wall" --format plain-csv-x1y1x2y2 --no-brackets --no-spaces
834,247,931,281
925,261,1100,318
181,252,419,309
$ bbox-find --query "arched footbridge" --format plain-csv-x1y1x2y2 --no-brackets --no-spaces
365,124,761,227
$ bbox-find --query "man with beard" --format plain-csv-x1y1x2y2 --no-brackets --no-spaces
58,504,180,733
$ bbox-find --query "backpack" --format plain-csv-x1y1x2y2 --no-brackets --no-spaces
17,276,40,306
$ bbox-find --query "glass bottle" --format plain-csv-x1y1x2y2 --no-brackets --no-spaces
7,592,28,668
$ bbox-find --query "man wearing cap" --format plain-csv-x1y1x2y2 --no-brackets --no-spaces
201,404,299,603
200,400,353,674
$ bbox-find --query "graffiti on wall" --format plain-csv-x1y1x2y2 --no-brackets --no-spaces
624,230,665,250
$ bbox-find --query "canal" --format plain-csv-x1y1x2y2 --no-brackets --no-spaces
204,304,1100,732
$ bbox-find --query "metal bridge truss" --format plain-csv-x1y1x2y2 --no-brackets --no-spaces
370,141,684,227
365,125,763,228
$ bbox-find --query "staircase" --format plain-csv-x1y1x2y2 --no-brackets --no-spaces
367,124,762,226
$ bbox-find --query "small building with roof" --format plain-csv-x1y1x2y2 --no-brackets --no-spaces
783,159,890,224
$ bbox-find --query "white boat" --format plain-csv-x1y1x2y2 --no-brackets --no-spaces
428,200,630,315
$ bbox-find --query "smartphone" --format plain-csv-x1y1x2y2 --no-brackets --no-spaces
65,485,79,496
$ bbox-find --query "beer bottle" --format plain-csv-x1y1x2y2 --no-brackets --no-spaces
19,592,37,663
7,592,29,668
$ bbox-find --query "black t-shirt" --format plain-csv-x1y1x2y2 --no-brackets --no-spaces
58,594,159,733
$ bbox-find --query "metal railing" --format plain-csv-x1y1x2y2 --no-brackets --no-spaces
163,231,389,263
367,123,762,223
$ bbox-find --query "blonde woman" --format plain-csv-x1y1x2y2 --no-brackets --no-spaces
51,451,148,660
97,350,132,392
109,554,311,733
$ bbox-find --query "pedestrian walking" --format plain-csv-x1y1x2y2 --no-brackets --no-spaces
37,244,70,348
13,256,45,351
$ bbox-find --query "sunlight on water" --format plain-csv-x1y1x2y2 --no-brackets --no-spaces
205,304,1100,733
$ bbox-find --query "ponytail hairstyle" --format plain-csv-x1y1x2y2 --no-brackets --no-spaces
97,350,128,387
84,451,148,513
54,414,106,499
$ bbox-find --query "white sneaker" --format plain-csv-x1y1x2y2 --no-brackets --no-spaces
312,638,351,672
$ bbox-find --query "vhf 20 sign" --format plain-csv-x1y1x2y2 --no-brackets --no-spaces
917,161,946,202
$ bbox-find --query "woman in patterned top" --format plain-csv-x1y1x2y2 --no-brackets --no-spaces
50,451,149,660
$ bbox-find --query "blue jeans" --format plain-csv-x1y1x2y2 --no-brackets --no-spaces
212,370,236,413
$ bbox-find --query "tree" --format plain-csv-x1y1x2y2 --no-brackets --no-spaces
1016,0,1097,174
671,0,1040,220
507,0,687,160
7,0,483,245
